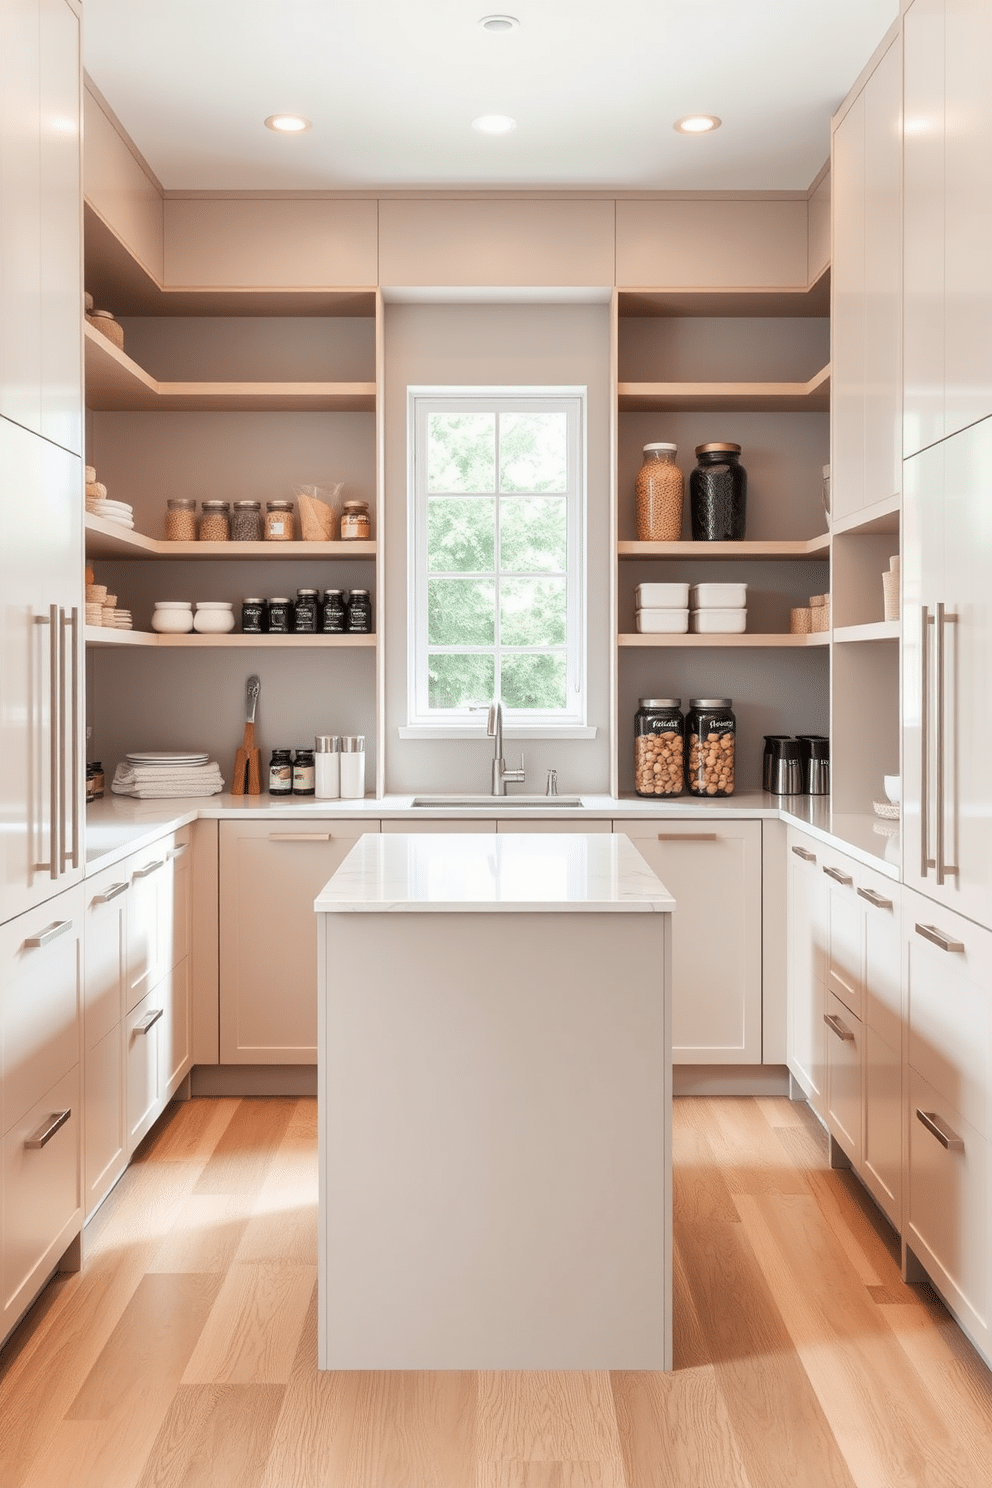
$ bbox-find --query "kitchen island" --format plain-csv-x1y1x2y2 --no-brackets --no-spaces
314,831,675,1370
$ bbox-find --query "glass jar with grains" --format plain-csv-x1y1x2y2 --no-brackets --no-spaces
165,497,197,541
340,500,371,540
231,500,263,542
634,699,684,797
265,500,295,541
685,698,736,796
198,500,230,541
635,444,683,542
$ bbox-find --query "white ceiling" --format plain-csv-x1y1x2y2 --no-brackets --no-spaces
83,0,898,194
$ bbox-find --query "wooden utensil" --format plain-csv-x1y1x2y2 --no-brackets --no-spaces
232,674,261,795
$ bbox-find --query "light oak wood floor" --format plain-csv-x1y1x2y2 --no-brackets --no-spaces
3,1094,991,1488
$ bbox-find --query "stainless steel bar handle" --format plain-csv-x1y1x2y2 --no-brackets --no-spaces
25,1109,71,1149
57,603,67,873
170,842,189,858
135,1008,164,1034
24,918,73,949
49,603,60,879
823,866,853,885
656,833,717,842
791,846,816,862
915,922,965,953
857,887,893,910
269,833,333,842
823,1013,855,1041
936,604,959,884
132,859,166,879
66,607,80,870
93,882,128,904
916,1108,964,1152
921,605,933,878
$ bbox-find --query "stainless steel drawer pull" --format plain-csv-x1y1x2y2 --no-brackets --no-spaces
916,1108,964,1152
791,846,816,862
823,867,853,885
24,919,73,949
656,833,717,842
857,887,893,910
170,842,190,858
823,1013,855,1042
25,1109,71,1149
94,882,128,904
915,923,965,953
269,832,333,842
135,1008,164,1034
132,859,166,879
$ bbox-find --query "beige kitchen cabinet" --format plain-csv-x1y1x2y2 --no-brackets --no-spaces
0,884,83,1342
904,887,991,1360
219,820,380,1064
786,828,827,1116
125,959,190,1154
830,30,900,520
823,988,864,1168
82,862,128,1214
126,828,190,1012
904,0,992,454
617,819,762,1065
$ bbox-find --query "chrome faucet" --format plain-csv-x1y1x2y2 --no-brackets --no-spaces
487,702,525,795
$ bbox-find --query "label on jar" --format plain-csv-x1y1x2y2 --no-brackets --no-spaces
269,765,292,792
293,764,316,794
268,518,285,535
341,514,370,540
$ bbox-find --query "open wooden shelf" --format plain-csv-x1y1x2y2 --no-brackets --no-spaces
617,270,831,319
84,324,376,413
84,515,376,561
618,632,830,648
832,620,900,644
829,493,901,537
617,536,830,561
84,627,376,649
617,364,830,414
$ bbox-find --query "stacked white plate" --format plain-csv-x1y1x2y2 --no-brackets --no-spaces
126,751,209,767
634,581,689,634
689,582,747,634
87,497,135,529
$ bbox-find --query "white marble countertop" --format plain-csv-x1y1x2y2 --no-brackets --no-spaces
313,832,677,914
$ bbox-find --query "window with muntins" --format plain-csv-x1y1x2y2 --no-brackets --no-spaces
406,388,587,734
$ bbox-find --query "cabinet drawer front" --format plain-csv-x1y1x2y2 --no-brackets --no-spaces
84,868,128,1048
2,1065,80,1332
1,890,82,1132
908,1067,988,1341
861,867,901,1048
126,841,175,1012
906,911,991,1137
825,874,863,1020
862,1024,902,1229
824,990,863,1168
84,1022,126,1217
126,989,164,1154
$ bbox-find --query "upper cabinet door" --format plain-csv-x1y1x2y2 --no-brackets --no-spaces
903,0,945,457
831,87,867,519
0,0,43,435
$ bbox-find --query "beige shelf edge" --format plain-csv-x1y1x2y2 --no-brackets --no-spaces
84,626,376,648
617,536,830,560
618,632,829,648
617,363,830,413
829,494,901,536
84,515,376,561
84,324,376,412
832,620,900,643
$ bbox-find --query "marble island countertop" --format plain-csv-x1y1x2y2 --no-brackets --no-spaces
313,831,677,914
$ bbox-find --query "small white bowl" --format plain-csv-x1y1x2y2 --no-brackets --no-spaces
883,773,901,804
151,604,193,634
193,603,235,634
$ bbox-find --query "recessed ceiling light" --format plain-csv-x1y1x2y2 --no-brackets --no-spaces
480,14,520,31
264,114,311,134
674,114,721,135
472,114,517,135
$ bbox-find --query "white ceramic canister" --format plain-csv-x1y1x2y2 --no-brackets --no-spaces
314,735,341,799
339,735,365,798
151,601,193,634
192,601,235,634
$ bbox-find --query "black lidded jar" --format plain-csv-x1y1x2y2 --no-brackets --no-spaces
268,748,293,795
267,596,293,634
293,588,320,633
634,699,685,798
686,697,736,796
292,748,315,795
241,597,266,634
346,588,372,633
690,443,747,541
321,588,346,633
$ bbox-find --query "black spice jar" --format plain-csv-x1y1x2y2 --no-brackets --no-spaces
346,588,372,633
294,588,320,633
241,597,266,634
268,748,293,795
293,748,315,795
690,443,747,541
267,596,293,634
321,588,346,633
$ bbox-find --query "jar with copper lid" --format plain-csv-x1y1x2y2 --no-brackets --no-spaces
198,500,231,541
265,500,295,541
340,499,371,540
690,443,747,541
635,444,683,542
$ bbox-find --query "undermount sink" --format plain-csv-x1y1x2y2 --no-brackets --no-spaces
411,794,583,809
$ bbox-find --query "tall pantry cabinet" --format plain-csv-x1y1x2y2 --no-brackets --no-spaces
0,0,85,1340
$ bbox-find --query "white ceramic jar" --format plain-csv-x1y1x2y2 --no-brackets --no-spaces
314,735,341,799
192,601,235,634
339,735,365,798
151,601,194,634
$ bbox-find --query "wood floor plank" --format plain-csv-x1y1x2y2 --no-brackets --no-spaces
672,1102,739,1223
483,1464,615,1488
68,1272,223,1419
135,1383,285,1488
677,1218,857,1488
147,1194,250,1275
671,1236,709,1371
737,1192,984,1488
137,1097,242,1164
754,1094,808,1130
350,1369,481,1488
476,1371,625,1486
801,1166,900,1289
612,1367,754,1488
877,1296,992,1463
181,1262,315,1384
193,1098,297,1196
701,1097,810,1196
234,1099,317,1267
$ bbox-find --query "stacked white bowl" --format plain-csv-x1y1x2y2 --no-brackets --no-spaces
634,582,689,634
689,582,747,634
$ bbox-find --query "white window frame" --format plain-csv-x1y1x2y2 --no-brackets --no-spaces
401,385,593,740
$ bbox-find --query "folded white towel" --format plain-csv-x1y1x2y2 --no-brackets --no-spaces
112,760,224,798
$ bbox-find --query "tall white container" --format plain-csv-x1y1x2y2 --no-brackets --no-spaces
339,736,366,799
314,735,341,799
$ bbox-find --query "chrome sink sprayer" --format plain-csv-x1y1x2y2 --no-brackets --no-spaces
487,702,526,795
